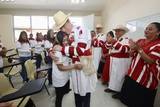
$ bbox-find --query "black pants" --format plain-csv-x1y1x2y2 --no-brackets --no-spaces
74,93,91,107
35,54,42,69
55,81,70,107
0,68,3,73
48,68,52,85
120,76,157,107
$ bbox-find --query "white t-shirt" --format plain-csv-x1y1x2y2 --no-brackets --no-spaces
29,39,36,48
34,41,44,54
16,41,31,57
52,51,70,87
44,40,53,56
44,40,53,49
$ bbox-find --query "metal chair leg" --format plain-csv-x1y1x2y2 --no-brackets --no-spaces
44,84,50,96
8,76,14,88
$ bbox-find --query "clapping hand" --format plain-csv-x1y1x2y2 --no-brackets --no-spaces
129,39,140,51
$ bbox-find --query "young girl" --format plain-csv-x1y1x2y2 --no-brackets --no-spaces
16,31,31,82
51,31,82,107
34,33,44,69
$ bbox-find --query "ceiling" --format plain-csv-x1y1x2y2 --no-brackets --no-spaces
0,0,106,11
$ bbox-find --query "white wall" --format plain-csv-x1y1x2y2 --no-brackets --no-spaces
102,0,160,107
0,15,15,49
0,9,102,48
102,0,160,33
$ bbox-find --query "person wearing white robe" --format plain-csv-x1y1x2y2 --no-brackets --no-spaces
105,25,131,99
52,11,97,107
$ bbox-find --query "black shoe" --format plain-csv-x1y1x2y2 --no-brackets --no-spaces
48,82,52,86
112,93,121,99
65,89,72,94
23,78,29,83
97,75,101,79
104,89,117,93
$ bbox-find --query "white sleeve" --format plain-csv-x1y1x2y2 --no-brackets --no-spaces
54,51,63,64
44,41,52,49
16,41,21,49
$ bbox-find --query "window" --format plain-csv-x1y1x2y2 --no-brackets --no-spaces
49,16,55,29
14,16,30,28
13,16,83,41
31,16,48,29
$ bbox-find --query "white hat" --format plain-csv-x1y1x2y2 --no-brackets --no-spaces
96,24,103,28
113,25,129,33
53,11,71,29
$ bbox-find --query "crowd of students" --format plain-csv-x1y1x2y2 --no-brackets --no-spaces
0,11,160,107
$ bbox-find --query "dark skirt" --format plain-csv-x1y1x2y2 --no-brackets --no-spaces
97,60,105,75
120,76,157,107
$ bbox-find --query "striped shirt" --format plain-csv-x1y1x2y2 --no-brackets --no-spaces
128,39,160,90
92,36,130,58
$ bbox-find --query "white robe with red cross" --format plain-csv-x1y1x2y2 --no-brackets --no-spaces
61,26,97,96
108,35,131,92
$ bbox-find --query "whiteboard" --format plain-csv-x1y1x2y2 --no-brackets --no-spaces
126,13,160,41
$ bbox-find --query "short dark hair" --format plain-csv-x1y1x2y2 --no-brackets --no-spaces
55,31,68,46
107,31,114,38
151,22,160,37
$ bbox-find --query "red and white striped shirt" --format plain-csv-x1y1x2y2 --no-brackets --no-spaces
92,36,130,58
92,39,111,54
128,39,160,90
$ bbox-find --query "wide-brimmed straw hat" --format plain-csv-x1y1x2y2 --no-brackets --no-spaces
96,24,103,28
53,11,71,29
113,25,129,33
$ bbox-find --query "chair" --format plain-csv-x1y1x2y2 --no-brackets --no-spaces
39,51,45,66
5,49,18,58
0,73,31,107
24,59,50,95
3,57,22,87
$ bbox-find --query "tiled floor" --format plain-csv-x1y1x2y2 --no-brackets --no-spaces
12,75,160,107
12,75,126,107
30,80,127,107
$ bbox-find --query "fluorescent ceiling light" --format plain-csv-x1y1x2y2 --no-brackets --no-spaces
1,0,15,1
71,0,86,4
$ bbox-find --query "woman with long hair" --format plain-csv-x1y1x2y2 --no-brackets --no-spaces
16,31,31,82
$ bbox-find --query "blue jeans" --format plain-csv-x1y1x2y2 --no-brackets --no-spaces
19,57,31,81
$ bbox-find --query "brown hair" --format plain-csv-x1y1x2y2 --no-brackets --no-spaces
18,31,29,43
